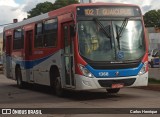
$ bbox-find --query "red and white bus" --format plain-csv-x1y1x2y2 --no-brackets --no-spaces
3,3,148,96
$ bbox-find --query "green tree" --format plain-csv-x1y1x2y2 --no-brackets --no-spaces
53,0,79,10
143,10,160,28
27,0,79,18
27,1,54,18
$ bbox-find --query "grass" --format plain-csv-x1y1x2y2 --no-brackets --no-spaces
148,78,160,84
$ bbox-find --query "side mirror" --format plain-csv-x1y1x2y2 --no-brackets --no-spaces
70,24,76,37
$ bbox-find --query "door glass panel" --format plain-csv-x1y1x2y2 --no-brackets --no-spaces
64,26,70,54
64,26,70,85
65,56,70,85
63,24,75,86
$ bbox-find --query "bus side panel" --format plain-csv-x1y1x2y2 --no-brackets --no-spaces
31,16,63,86
33,50,63,86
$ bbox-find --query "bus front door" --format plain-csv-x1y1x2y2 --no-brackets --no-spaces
62,23,75,88
25,30,34,82
5,36,12,78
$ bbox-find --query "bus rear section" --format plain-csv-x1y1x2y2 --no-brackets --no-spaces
2,31,13,78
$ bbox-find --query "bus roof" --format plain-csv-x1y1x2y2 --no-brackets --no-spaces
4,2,140,31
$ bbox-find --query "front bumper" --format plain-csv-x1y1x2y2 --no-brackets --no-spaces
75,72,148,90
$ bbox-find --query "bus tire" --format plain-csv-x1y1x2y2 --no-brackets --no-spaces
16,67,24,88
106,88,120,94
55,77,64,97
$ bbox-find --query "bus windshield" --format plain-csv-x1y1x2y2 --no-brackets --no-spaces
78,19,145,62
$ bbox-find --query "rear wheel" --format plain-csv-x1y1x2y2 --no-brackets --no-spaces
106,88,120,94
16,67,24,88
55,77,65,97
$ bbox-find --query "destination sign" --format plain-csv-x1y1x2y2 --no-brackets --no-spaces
77,6,141,17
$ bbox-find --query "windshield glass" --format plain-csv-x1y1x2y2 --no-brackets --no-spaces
78,20,145,62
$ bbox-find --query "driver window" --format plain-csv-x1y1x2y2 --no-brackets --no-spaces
78,22,100,55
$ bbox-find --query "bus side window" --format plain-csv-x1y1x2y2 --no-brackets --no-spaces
35,23,43,48
13,28,24,50
44,18,58,47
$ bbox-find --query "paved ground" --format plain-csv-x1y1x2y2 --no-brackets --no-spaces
149,68,160,80
0,74,160,117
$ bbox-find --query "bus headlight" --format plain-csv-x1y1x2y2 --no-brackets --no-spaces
78,64,94,78
138,62,148,75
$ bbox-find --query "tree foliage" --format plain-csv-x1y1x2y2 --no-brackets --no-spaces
27,1,54,18
27,0,79,18
143,10,160,28
53,0,79,10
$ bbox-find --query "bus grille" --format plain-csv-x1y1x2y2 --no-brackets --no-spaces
98,78,136,87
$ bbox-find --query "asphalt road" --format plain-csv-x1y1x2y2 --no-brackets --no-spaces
0,74,160,117
149,68,160,80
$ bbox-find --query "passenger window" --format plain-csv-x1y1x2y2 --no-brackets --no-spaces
13,28,24,50
34,18,58,48
36,23,43,34
44,19,57,47
35,23,43,48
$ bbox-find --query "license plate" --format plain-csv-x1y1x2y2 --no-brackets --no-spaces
112,83,124,88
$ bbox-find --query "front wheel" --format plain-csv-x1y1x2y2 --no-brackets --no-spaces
55,77,65,97
106,88,120,94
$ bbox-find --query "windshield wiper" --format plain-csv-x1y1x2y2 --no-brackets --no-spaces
93,18,112,49
116,18,129,50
